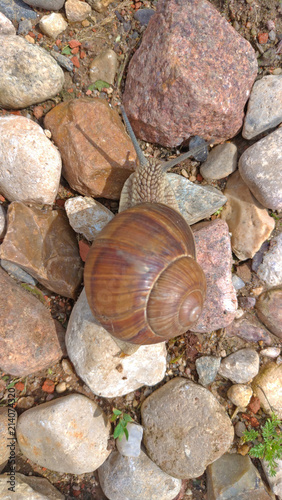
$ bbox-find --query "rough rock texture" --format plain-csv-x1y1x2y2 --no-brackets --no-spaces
66,289,167,397
0,407,17,471
221,171,275,260
227,384,253,408
44,98,137,199
0,115,62,204
141,377,234,479
23,0,65,8
243,75,282,139
200,143,238,181
0,0,38,21
16,394,111,474
0,473,65,499
123,0,257,147
261,458,282,500
64,196,114,241
0,12,16,34
1,202,83,298
191,219,237,332
225,313,273,345
0,268,66,376
0,35,64,109
218,349,260,383
89,48,118,85
98,450,182,500
251,362,282,418
65,0,91,22
195,356,221,386
207,453,273,500
39,13,68,39
239,127,282,211
255,288,282,339
257,233,282,287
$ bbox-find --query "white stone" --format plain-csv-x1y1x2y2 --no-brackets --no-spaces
65,289,167,397
116,423,143,457
257,233,282,287
218,348,260,383
65,196,114,240
0,205,6,239
0,473,64,499
0,12,16,35
39,13,68,39
65,0,91,22
262,458,282,499
0,115,61,205
260,347,281,358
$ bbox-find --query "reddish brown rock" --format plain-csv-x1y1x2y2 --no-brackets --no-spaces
123,0,257,147
255,289,282,339
44,98,137,199
0,202,83,298
191,219,237,333
225,313,272,345
0,268,66,376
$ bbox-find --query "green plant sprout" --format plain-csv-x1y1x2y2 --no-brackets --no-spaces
110,409,133,441
243,412,282,476
213,206,224,216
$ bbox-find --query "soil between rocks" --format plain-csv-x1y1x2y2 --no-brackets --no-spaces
0,0,282,499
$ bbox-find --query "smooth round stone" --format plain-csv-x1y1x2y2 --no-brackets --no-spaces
0,0,38,21
116,423,143,458
89,49,118,85
257,233,282,287
39,13,68,39
234,421,247,438
252,362,282,418
23,0,65,8
195,356,221,386
0,11,16,35
200,143,238,181
0,473,64,499
227,384,253,407
65,0,91,22
218,349,260,383
260,347,281,358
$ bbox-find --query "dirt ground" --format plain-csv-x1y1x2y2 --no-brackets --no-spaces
0,0,282,498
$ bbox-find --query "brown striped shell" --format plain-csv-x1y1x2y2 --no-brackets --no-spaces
84,203,206,345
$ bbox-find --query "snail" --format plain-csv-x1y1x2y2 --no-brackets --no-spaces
83,106,208,345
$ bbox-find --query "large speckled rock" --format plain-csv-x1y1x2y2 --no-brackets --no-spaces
66,289,167,397
218,348,260,384
123,0,257,147
0,268,66,376
255,288,282,339
0,35,64,109
0,473,64,499
16,394,111,474
251,362,282,418
98,450,182,500
141,377,234,479
0,202,83,298
239,128,282,211
0,115,62,205
44,98,137,199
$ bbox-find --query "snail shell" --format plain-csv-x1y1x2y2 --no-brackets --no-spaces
84,202,206,345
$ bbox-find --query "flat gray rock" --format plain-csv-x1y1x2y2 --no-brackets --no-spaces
200,143,238,181
23,0,65,8
0,0,38,21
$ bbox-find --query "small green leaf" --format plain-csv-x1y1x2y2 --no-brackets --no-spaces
112,409,122,416
113,422,124,439
124,427,129,441
123,414,133,423
242,429,259,442
87,84,95,91
62,46,72,55
93,80,110,91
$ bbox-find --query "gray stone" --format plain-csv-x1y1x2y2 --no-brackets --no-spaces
0,407,17,471
0,473,64,499
23,0,65,8
141,377,234,479
243,75,282,139
89,49,118,85
66,289,167,397
239,127,282,211
0,35,64,109
227,384,253,408
65,196,114,241
207,453,273,500
218,348,260,383
251,362,282,418
261,458,282,499
255,288,282,339
116,423,143,458
1,260,38,285
0,205,6,239
257,233,282,287
167,173,227,225
234,421,247,438
98,450,182,500
16,394,111,474
17,19,32,34
0,115,61,204
200,143,238,181
232,274,245,290
50,50,73,71
0,0,38,21
39,13,68,38
133,8,155,26
225,313,273,345
195,356,221,386
0,12,16,34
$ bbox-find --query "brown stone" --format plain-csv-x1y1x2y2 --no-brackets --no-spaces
123,0,257,147
251,362,282,418
0,268,66,376
225,313,272,345
255,288,282,339
0,202,83,299
236,263,252,283
221,171,275,260
44,98,137,199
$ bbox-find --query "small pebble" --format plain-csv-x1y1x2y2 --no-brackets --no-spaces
56,381,67,393
16,396,35,409
62,358,75,375
116,423,143,457
260,347,281,358
218,348,259,384
17,19,32,35
232,275,245,290
195,356,221,386
227,384,253,407
234,421,247,438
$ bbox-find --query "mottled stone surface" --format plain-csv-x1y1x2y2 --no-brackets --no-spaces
251,362,282,418
255,289,282,339
89,49,118,85
218,349,260,383
116,423,143,458
257,233,282,287
44,98,137,199
0,0,38,21
141,378,234,479
0,35,64,109
239,127,282,211
191,219,237,332
207,453,273,500
65,0,91,22
23,0,65,8
221,171,275,260
261,458,282,500
39,13,68,38
200,143,238,181
17,394,111,474
0,202,83,298
0,115,61,204
123,0,257,147
227,384,253,408
243,75,282,139
1,259,38,285
0,473,64,499
66,289,167,397
225,313,273,345
98,450,182,500
195,356,221,386
65,196,114,241
0,11,16,34
0,268,66,376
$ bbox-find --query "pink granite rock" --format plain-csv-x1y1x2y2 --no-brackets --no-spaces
123,0,257,147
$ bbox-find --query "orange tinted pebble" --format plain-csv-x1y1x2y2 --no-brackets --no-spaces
42,379,55,393
69,39,81,48
71,56,80,68
15,382,25,391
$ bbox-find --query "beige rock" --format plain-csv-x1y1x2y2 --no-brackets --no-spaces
0,202,83,299
255,288,282,339
0,408,17,471
0,12,16,35
219,349,260,384
221,170,275,260
0,473,64,499
39,13,68,39
65,196,114,241
251,362,282,418
227,384,253,407
89,49,118,85
200,143,238,181
65,0,92,22
44,98,137,200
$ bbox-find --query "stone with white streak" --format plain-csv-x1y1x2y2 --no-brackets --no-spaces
0,12,16,35
0,115,61,205
65,289,167,397
65,196,114,240
39,13,68,39
218,349,260,383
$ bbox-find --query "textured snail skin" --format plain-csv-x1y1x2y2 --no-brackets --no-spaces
84,202,206,345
